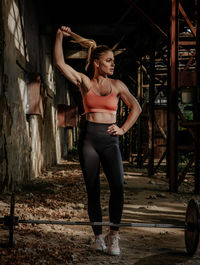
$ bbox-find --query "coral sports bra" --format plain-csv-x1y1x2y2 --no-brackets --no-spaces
83,85,118,115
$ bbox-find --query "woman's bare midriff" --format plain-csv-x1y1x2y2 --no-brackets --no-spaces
86,112,116,124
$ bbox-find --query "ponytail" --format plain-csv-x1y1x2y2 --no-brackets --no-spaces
70,34,97,71
70,31,111,72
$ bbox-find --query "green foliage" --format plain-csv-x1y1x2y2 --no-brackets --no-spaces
178,103,193,131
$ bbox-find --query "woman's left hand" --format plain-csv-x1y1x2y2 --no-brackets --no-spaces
107,124,125,136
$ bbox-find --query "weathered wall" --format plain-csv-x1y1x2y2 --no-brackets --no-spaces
0,0,69,191
0,0,31,190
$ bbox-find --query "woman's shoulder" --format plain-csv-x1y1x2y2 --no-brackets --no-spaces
79,73,93,94
80,73,91,84
110,78,126,85
110,78,127,92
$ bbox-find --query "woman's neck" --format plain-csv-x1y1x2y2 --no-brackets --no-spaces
93,69,108,80
92,74,108,84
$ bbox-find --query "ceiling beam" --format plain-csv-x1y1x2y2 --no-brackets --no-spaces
126,0,168,39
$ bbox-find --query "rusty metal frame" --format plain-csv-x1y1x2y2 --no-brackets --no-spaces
194,0,200,193
114,1,199,191
168,0,200,192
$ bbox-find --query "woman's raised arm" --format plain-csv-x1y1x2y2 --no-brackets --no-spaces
54,27,84,87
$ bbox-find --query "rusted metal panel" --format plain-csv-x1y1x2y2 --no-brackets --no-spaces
57,104,78,127
26,80,43,117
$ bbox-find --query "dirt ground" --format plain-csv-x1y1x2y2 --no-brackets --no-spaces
1,157,200,265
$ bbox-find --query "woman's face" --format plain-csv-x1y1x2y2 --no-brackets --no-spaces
95,50,115,76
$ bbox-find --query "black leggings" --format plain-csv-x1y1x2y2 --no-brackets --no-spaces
78,121,124,235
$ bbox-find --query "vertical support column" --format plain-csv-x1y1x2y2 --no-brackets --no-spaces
148,43,155,176
167,0,179,191
194,0,200,193
137,65,143,168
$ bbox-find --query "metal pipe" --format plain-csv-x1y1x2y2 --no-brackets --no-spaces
18,219,185,229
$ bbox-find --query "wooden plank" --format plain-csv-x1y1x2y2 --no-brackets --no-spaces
65,48,126,59
179,41,196,46
178,71,197,87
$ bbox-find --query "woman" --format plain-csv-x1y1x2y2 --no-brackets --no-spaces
54,26,142,256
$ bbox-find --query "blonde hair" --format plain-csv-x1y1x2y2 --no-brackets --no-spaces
70,32,112,71
70,34,97,71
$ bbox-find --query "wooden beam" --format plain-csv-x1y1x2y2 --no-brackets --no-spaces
179,41,196,46
65,48,126,59
127,0,168,38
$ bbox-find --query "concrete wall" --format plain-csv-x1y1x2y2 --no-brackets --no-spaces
0,0,70,191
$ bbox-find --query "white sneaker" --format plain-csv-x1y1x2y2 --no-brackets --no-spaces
91,235,107,252
105,233,120,256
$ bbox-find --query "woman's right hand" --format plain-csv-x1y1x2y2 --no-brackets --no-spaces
60,26,71,37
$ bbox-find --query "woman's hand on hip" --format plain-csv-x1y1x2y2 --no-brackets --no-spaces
107,124,125,136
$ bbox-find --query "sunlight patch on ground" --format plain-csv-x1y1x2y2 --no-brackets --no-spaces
123,203,185,214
